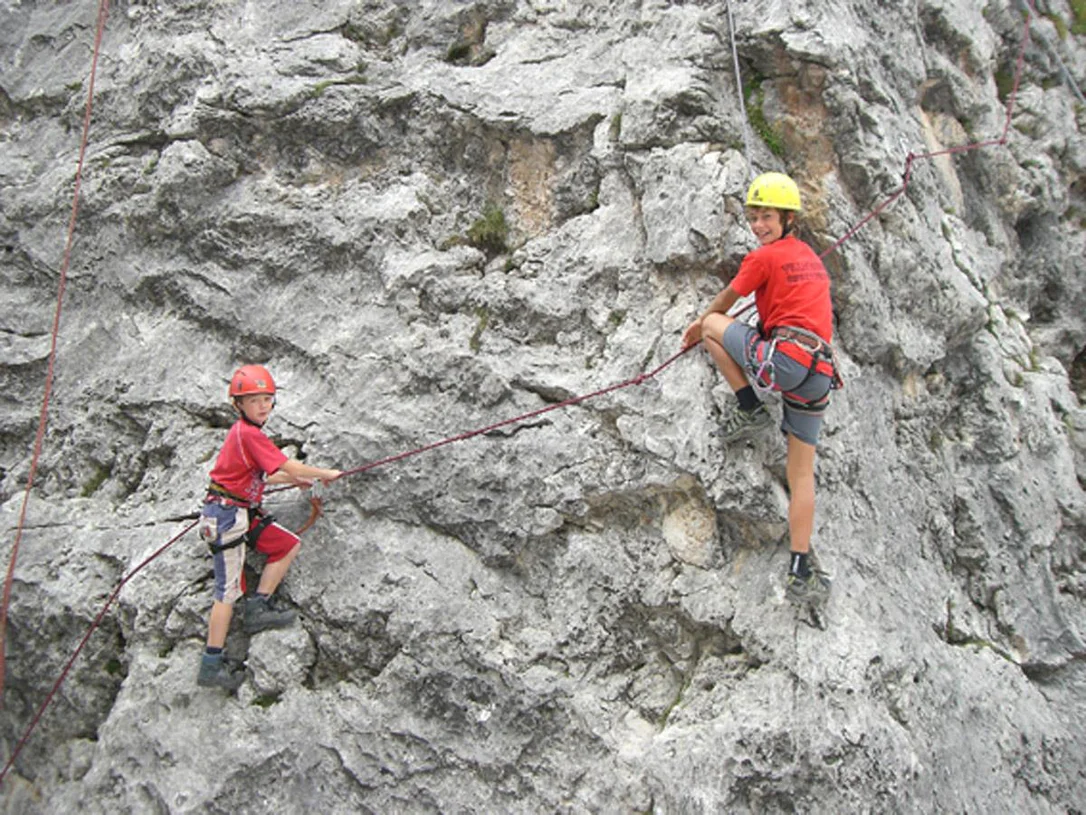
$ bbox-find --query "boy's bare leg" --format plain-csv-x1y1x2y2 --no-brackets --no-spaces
255,542,300,595
206,601,233,649
785,434,817,554
700,313,749,391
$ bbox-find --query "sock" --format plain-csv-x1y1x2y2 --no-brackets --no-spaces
736,386,761,412
255,592,270,603
204,646,223,658
789,552,810,579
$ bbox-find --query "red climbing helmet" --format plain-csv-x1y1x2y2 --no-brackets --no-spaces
228,365,276,398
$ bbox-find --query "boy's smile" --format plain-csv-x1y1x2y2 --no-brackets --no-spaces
745,206,787,245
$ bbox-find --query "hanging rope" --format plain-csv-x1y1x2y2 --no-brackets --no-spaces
0,0,112,706
292,495,324,536
1016,0,1085,106
0,519,194,787
725,0,757,181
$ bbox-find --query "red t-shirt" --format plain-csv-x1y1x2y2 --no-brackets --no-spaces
729,234,833,373
208,419,287,506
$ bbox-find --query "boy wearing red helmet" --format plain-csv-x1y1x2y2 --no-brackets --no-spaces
682,173,841,605
196,364,341,690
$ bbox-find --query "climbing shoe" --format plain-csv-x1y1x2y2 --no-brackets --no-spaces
197,653,245,691
786,569,832,605
720,404,772,442
244,594,297,634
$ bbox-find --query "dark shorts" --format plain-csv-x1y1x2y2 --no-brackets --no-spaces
720,321,832,446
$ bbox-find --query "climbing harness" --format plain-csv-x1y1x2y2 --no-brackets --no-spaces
772,326,844,388
202,482,253,552
201,478,256,551
202,480,319,552
240,510,276,550
206,480,251,507
746,325,844,410
201,508,276,555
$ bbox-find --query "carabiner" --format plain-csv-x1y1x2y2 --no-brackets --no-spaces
751,337,779,394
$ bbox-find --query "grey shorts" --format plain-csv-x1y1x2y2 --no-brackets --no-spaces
721,321,832,446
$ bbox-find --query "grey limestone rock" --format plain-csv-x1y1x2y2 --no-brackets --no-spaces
1,0,1085,812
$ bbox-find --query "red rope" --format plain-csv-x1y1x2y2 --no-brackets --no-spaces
0,0,1042,788
0,0,112,705
0,520,195,787
335,346,697,480
817,1,1033,262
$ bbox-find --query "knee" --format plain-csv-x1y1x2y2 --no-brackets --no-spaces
788,471,815,497
701,313,732,346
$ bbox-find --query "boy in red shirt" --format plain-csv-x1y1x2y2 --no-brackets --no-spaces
682,173,840,603
197,365,341,690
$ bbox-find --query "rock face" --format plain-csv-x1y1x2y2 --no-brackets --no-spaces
1,0,1085,811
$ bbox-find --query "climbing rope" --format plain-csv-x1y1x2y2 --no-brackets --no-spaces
0,0,1061,788
1017,0,1086,106
816,0,1035,263
292,495,324,536
336,347,695,480
0,519,194,786
725,0,757,181
0,0,112,706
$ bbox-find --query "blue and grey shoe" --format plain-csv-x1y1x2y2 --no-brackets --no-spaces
197,653,245,691
244,594,297,634
720,404,772,442
786,569,832,605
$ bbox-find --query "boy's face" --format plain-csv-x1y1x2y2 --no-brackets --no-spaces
236,393,275,425
745,206,788,245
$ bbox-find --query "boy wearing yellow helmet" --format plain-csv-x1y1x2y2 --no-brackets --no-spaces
682,172,840,603
196,364,342,690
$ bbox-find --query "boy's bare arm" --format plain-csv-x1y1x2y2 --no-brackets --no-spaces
682,285,741,347
700,284,740,320
267,458,341,485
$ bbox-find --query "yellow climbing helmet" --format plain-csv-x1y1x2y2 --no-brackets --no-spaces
745,172,802,211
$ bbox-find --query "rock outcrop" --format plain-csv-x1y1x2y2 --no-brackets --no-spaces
1,0,1084,811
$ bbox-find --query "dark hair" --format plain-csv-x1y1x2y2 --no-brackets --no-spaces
779,208,798,237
